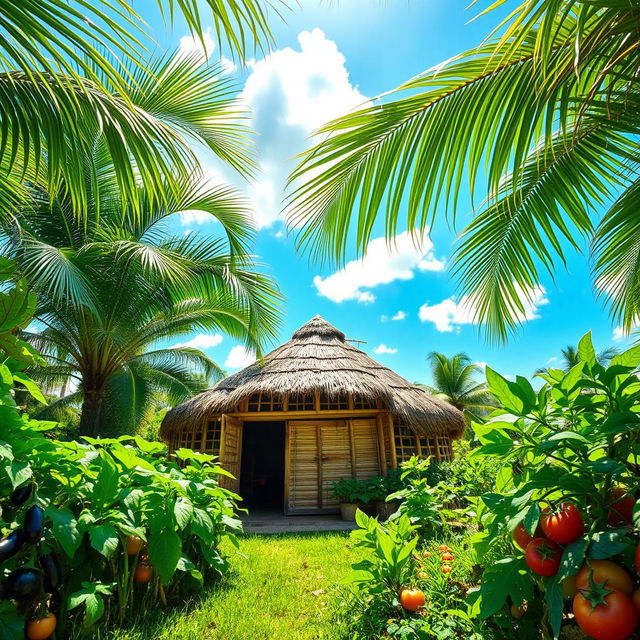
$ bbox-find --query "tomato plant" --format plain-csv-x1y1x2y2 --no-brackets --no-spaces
469,333,640,639
573,585,638,640
575,560,633,596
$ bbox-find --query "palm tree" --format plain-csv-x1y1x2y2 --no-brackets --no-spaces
287,1,640,341
420,352,494,425
0,1,283,218
538,345,618,374
2,56,282,437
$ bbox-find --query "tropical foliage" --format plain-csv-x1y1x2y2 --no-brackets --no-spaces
288,0,640,341
0,259,243,640
0,0,284,218
420,352,494,423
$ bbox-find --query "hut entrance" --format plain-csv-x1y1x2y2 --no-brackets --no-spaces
239,421,285,510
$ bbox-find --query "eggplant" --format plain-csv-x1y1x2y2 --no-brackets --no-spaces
3,567,42,600
9,484,33,507
24,505,44,545
0,530,25,562
38,552,61,592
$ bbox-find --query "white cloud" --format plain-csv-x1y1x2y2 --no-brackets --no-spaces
373,344,398,355
612,322,640,342
392,310,407,321
171,333,223,350
314,231,445,304
224,345,256,369
236,28,368,228
419,284,549,332
179,28,236,74
546,356,558,365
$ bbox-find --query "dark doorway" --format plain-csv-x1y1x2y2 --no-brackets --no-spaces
239,421,285,510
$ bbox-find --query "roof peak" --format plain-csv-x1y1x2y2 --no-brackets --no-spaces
291,315,346,342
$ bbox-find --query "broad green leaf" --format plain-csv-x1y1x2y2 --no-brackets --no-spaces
0,602,25,640
522,503,541,536
173,496,194,529
577,332,596,367
477,557,533,617
12,372,47,405
92,451,120,507
588,530,629,559
148,528,182,584
47,507,82,558
89,525,120,558
611,344,640,368
558,538,588,579
544,578,564,639
486,367,527,414
6,461,32,488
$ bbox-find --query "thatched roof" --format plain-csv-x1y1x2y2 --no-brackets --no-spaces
160,315,465,439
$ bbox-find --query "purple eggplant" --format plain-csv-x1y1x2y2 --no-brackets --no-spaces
24,505,44,545
3,567,42,600
38,552,61,592
0,530,25,562
9,484,33,507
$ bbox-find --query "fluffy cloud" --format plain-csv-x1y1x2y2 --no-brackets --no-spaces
373,344,398,355
237,28,368,227
314,231,445,304
171,333,223,350
224,345,256,369
612,322,640,342
419,284,549,332
392,310,407,321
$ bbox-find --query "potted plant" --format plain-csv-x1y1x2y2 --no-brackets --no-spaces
332,478,366,521
368,471,403,520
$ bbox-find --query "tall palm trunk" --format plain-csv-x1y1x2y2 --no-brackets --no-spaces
79,385,105,437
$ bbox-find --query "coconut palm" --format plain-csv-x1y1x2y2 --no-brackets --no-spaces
0,1,283,219
420,352,494,424
1,55,282,437
288,1,640,341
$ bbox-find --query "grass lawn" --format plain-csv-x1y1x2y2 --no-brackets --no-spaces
107,532,361,640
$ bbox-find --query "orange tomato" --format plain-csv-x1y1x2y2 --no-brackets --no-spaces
126,535,145,556
134,564,153,583
26,613,57,640
576,560,633,596
441,565,452,574
438,545,450,552
441,552,454,562
400,588,426,612
422,551,431,558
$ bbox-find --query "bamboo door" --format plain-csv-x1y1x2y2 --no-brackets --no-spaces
219,415,243,493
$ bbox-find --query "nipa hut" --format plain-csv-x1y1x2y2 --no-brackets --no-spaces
160,316,465,514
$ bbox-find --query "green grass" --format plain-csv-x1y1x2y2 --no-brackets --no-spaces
107,532,361,640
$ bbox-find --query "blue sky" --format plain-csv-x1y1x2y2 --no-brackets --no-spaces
146,1,632,384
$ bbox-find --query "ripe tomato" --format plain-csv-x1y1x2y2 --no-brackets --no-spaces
524,538,562,577
576,560,633,596
422,551,431,559
134,564,153,583
608,488,635,527
633,588,640,613
400,588,425,612
438,545,450,552
26,613,57,640
441,565,452,574
541,503,584,544
441,552,454,562
513,522,543,550
126,535,145,555
573,587,638,640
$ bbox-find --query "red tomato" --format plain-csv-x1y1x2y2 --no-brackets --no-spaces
608,488,636,527
400,588,425,611
541,503,584,544
126,535,145,555
26,614,57,640
524,538,562,577
513,522,543,550
633,588,640,613
134,564,153,583
441,552,454,562
573,588,638,640
422,551,431,559
576,560,634,597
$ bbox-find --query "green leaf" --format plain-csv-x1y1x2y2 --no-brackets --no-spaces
68,581,112,627
477,557,533,617
47,507,82,558
558,538,588,579
588,530,629,559
0,601,25,640
173,496,193,529
611,344,640,368
486,367,527,414
92,451,120,507
578,332,597,368
89,525,119,559
12,372,47,405
0,282,36,332
523,503,541,536
544,578,564,639
148,528,182,584
5,461,32,488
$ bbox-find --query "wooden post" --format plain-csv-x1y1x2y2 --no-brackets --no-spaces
316,423,323,509
375,414,387,475
347,419,357,477
284,421,291,515
387,414,398,469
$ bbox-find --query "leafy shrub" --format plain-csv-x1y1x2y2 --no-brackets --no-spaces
469,333,640,639
0,259,241,639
